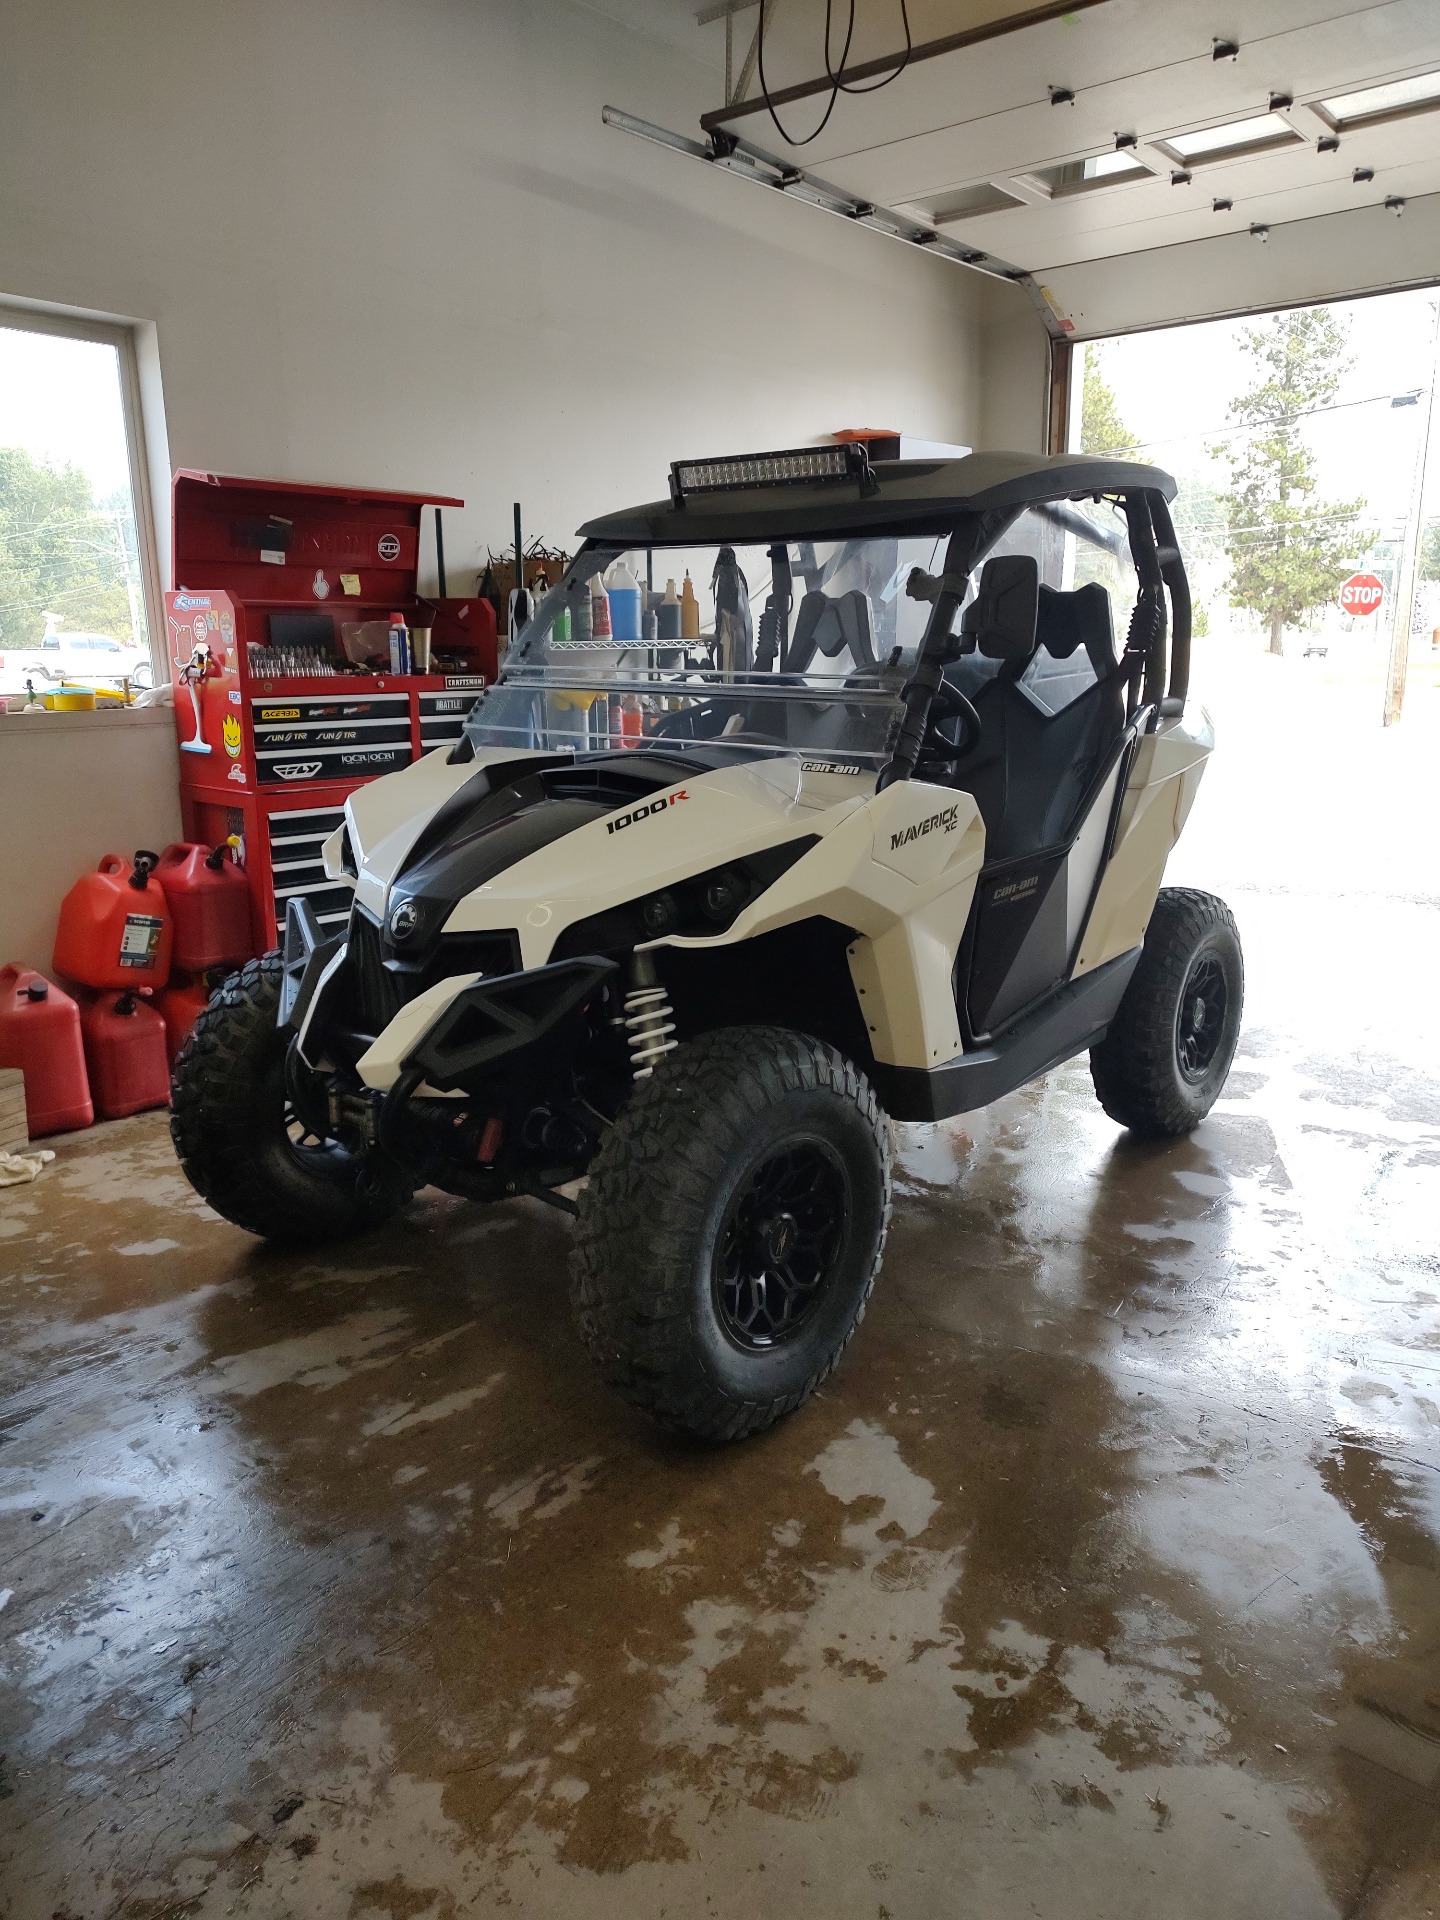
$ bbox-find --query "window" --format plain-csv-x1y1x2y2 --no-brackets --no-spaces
1021,150,1153,197
1156,112,1302,166
922,182,1028,224
0,307,161,696
1314,69,1440,131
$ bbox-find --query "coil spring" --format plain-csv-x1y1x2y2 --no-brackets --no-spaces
624,984,677,1079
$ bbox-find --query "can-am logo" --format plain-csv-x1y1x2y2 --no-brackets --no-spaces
274,760,322,781
992,873,1041,905
801,759,862,776
606,790,689,834
890,804,959,851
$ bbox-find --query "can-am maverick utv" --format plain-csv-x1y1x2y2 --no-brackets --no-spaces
172,447,1242,1441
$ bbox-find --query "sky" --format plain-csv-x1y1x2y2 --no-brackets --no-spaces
1085,285,1440,539
0,324,136,501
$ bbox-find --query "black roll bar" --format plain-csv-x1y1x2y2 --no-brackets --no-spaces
1147,491,1191,715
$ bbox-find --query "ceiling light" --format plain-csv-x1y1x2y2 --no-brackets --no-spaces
1159,112,1303,164
1315,69,1440,132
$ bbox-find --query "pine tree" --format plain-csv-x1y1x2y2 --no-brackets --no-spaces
1212,309,1370,656
1080,346,1139,457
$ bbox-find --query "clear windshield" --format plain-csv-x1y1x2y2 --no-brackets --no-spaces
462,533,954,768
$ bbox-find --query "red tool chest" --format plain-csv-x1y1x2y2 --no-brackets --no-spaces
165,473,496,954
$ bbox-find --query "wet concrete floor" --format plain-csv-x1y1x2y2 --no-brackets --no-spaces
3,692,1440,1917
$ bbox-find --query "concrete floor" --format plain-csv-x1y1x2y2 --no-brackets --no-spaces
2,654,1439,1918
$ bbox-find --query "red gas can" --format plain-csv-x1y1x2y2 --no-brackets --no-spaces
54,852,174,992
80,990,171,1120
157,974,214,1065
0,965,94,1137
156,843,253,972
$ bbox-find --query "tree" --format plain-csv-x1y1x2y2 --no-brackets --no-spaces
0,446,134,650
1211,308,1370,656
1080,346,1139,457
1421,518,1440,583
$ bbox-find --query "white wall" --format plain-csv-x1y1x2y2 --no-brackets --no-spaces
0,711,183,974
0,0,1012,970
0,0,993,583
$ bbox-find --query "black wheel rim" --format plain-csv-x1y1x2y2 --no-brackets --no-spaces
713,1142,846,1351
1176,950,1228,1083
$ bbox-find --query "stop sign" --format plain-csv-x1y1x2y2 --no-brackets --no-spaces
1338,572,1384,616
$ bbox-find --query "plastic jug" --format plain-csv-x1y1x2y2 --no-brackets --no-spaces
605,560,642,642
157,975,214,1065
0,966,93,1137
680,572,701,640
156,843,253,972
53,851,173,992
80,990,171,1120
657,579,682,642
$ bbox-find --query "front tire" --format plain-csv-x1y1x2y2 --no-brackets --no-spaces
1089,887,1243,1137
170,952,410,1243
571,1026,892,1442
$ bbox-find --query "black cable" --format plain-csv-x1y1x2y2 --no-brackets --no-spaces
825,0,913,96
757,0,843,147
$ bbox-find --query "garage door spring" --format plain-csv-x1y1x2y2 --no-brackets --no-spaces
624,985,677,1079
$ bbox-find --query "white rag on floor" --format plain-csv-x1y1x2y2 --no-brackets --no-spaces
0,1148,55,1186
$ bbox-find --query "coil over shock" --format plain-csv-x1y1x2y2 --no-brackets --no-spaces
624,951,677,1080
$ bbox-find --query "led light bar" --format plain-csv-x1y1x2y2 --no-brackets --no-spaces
670,442,874,504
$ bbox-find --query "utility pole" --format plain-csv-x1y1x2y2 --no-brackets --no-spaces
1384,296,1440,727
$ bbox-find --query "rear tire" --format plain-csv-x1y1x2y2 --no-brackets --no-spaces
170,952,410,1244
571,1026,891,1442
1089,887,1243,1138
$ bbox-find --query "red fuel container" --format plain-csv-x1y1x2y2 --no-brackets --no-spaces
0,965,94,1137
157,974,214,1065
156,843,254,972
80,990,171,1120
54,851,174,992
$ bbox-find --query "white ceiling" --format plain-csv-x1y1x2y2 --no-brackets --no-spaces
671,0,1440,276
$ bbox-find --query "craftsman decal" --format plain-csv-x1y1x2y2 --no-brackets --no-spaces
889,805,959,851
606,791,689,834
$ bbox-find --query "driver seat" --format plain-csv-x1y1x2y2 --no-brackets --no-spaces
939,564,1127,864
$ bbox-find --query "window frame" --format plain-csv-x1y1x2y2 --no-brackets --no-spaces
0,301,165,686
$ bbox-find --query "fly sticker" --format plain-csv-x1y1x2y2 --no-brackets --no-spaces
889,804,959,851
606,790,689,834
274,761,323,781
992,874,1041,904
801,759,863,775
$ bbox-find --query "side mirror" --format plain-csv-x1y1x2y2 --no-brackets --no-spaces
960,554,1038,661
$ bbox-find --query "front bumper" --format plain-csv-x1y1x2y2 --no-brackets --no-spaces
280,897,616,1098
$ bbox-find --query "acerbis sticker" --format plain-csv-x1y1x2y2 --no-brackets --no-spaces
606,790,689,834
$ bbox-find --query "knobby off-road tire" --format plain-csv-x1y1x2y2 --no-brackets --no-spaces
571,1026,892,1442
1090,887,1244,1138
170,952,410,1244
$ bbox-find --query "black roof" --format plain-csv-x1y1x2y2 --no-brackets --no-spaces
578,450,1177,546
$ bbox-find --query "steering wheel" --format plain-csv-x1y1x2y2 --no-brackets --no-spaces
921,680,982,763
